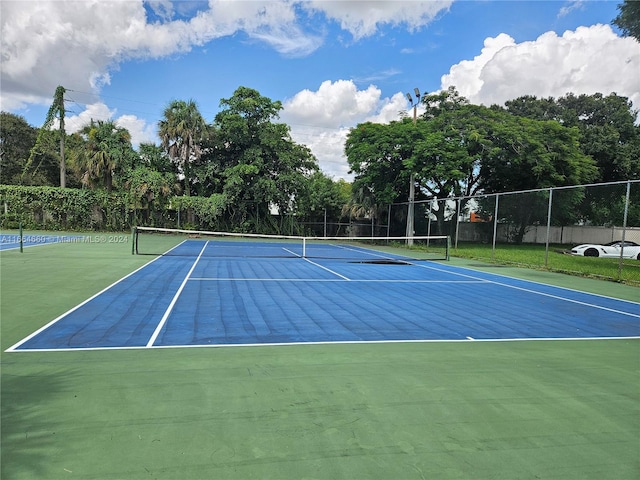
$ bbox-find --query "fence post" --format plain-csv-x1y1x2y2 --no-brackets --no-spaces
618,181,631,280
491,194,499,261
544,188,553,267
455,198,461,249
387,204,391,237
324,208,327,238
427,200,433,245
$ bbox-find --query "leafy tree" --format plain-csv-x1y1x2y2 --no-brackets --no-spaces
158,99,208,196
345,120,407,206
557,93,639,182
126,143,180,225
502,95,561,121
126,166,175,225
613,0,640,41
345,120,416,232
479,113,596,191
208,87,318,232
347,89,598,242
296,171,351,233
346,98,490,235
0,112,40,184
505,92,640,226
74,120,136,191
478,112,597,241
414,104,492,198
411,104,491,235
505,92,639,182
422,86,470,119
138,143,175,174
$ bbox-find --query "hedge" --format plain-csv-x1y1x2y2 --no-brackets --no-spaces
0,185,131,231
0,185,230,232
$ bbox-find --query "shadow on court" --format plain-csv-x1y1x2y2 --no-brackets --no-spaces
1,368,74,479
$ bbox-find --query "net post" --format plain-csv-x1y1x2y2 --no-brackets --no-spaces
19,221,23,253
131,226,137,255
302,237,307,258
446,235,451,261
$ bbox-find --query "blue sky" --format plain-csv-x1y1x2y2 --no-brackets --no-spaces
2,1,638,179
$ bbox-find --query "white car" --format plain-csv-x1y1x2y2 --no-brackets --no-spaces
570,240,640,259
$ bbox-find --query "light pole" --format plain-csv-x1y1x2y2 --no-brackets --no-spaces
405,88,421,245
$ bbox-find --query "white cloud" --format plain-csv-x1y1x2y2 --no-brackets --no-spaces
116,114,158,147
4,2,634,185
441,24,640,110
0,0,323,110
62,102,156,148
283,80,382,127
558,1,584,18
0,0,453,111
62,103,116,134
281,80,411,180
305,0,453,40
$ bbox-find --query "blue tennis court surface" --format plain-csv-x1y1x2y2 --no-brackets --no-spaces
7,239,640,352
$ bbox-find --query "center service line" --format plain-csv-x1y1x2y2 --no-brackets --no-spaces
146,241,209,347
282,246,351,280
303,257,351,280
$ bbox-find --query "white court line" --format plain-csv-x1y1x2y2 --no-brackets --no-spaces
302,257,351,280
9,335,640,353
415,263,640,319
1,243,52,252
4,250,173,352
145,241,209,347
282,247,302,257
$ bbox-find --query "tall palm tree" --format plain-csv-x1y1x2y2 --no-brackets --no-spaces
78,120,132,190
158,99,207,196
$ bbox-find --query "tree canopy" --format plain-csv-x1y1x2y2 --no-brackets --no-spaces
196,86,319,231
2,84,637,235
344,88,636,240
613,0,640,41
345,92,598,206
158,99,208,197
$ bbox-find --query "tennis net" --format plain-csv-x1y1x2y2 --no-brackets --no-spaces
132,226,450,261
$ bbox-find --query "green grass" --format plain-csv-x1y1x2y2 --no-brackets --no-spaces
2,234,639,479
452,242,640,286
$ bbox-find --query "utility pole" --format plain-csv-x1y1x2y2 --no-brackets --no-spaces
405,88,421,246
24,85,66,187
59,95,66,188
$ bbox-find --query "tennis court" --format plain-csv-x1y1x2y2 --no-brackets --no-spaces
7,233,639,352
2,232,639,480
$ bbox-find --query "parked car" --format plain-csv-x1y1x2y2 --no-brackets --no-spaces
570,240,640,259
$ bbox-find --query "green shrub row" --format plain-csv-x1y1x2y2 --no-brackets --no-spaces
0,185,132,231
0,186,234,232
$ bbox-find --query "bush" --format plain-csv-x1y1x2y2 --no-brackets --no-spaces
0,185,129,231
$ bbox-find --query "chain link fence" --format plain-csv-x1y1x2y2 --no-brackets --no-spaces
391,180,640,284
302,181,639,284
